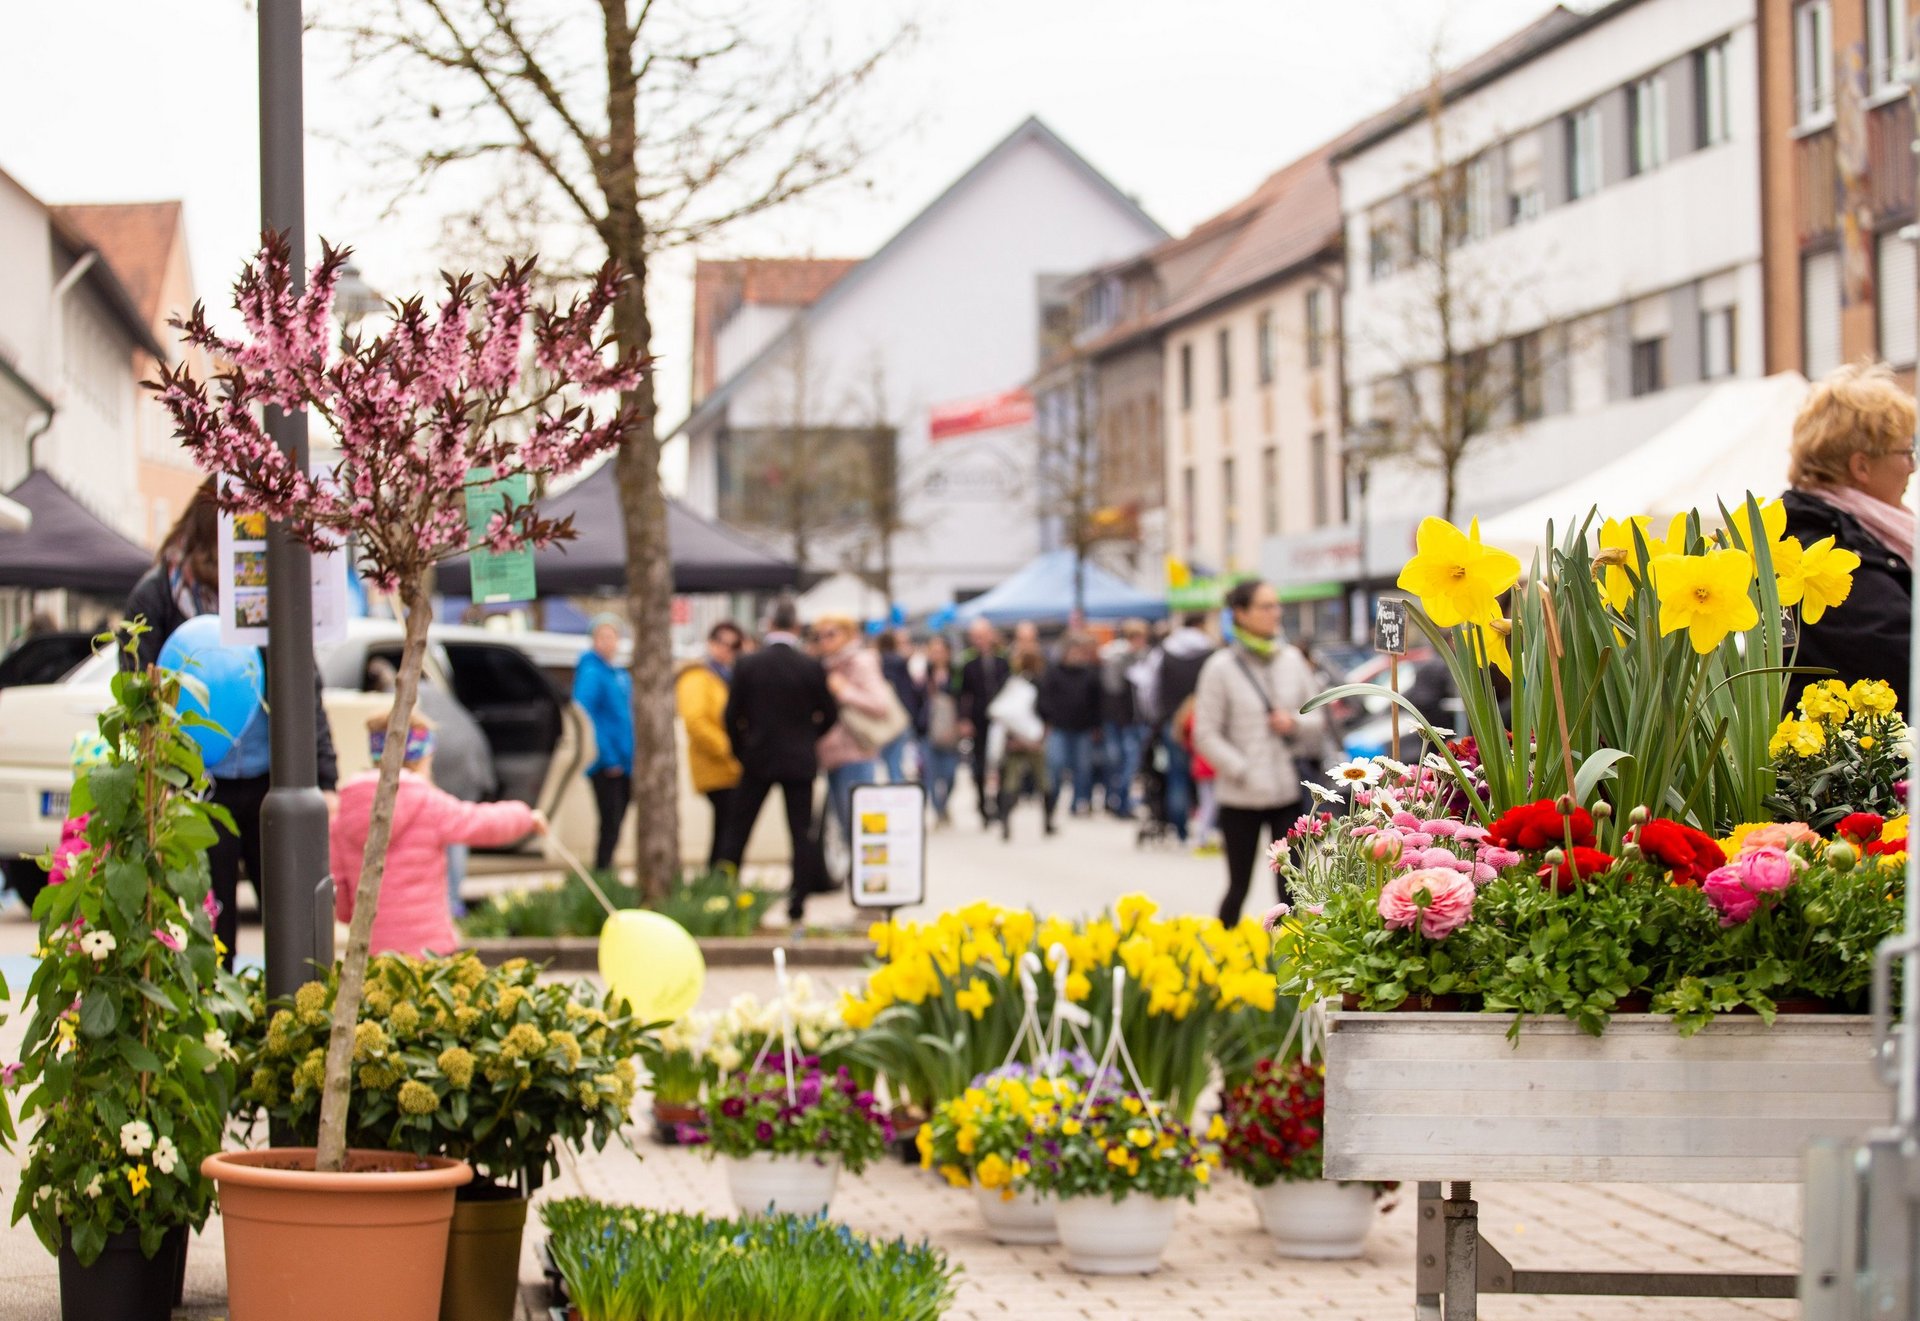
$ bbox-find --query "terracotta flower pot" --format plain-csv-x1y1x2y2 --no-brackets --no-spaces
203,1148,472,1321
652,1100,703,1145
439,1187,528,1321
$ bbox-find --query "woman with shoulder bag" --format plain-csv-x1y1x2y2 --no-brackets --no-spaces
1191,579,1329,925
814,615,906,860
916,635,964,826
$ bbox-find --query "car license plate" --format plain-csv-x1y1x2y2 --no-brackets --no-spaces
39,791,68,819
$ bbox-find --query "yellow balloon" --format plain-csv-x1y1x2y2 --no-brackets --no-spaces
598,910,705,1023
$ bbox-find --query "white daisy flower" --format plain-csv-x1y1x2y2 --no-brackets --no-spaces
1328,759,1383,788
1305,781,1342,804
119,1119,153,1157
79,930,117,962
151,1136,179,1176
84,1174,103,1199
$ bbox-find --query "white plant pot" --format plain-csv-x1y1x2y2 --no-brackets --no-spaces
1250,1179,1375,1259
973,1184,1057,1245
1053,1195,1177,1274
723,1152,840,1219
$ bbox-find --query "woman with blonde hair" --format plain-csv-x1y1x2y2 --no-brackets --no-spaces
811,614,895,866
1780,361,1916,711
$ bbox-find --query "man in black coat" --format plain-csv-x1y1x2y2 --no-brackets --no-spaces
1036,634,1104,816
718,600,839,921
954,617,1010,827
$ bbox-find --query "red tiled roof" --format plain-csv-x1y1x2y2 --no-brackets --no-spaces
50,201,184,327
692,257,859,401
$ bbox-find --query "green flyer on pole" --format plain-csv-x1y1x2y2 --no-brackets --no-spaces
465,468,537,604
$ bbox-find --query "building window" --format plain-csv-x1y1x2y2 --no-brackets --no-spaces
1695,40,1731,147
1310,431,1329,528
1305,288,1327,368
1179,342,1193,411
1464,154,1496,242
1257,311,1276,387
1803,248,1842,376
1566,105,1603,200
1796,1,1835,129
1630,337,1667,397
1182,465,1197,553
1512,331,1545,421
1261,445,1280,536
1628,75,1668,176
1506,132,1544,225
1877,231,1917,367
1411,194,1441,259
1700,306,1737,380
1869,0,1912,95
1367,206,1397,280
1222,456,1238,557
1217,328,1231,400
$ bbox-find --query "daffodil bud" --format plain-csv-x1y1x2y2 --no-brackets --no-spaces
1488,618,1513,638
1592,546,1630,571
1825,841,1857,871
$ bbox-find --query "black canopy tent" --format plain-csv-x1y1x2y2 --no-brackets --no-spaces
0,471,153,595
435,460,799,596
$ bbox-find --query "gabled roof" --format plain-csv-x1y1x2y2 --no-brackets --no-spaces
50,201,185,327
1332,2,1645,162
672,116,1167,439
692,257,859,402
1152,145,1342,331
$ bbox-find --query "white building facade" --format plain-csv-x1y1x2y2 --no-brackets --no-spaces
675,119,1168,613
1339,0,1765,534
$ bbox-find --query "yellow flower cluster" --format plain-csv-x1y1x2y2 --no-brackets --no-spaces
1772,679,1902,758
841,894,1278,1029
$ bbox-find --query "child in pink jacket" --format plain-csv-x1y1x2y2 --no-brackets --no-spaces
331,710,544,957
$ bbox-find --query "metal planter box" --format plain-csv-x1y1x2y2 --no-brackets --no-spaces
1324,1011,1889,1184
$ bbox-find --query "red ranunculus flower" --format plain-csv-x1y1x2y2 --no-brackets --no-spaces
1538,846,1617,893
1488,799,1596,852
1631,818,1725,886
1866,836,1908,856
1836,813,1887,846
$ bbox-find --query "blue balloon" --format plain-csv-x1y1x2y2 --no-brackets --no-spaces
156,616,265,766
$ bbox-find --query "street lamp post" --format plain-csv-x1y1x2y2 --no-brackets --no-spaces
257,0,332,1005
1343,421,1392,644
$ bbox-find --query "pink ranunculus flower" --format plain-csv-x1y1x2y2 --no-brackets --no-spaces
1702,847,1803,926
1702,867,1761,926
1378,868,1477,940
1740,845,1801,893
1737,823,1821,855
1365,830,1405,865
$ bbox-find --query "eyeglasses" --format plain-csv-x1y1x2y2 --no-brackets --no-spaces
1874,446,1920,466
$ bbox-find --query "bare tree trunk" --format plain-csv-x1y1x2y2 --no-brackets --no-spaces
314,579,432,1171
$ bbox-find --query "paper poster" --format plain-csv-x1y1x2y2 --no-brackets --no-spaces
849,782,928,909
465,468,536,604
216,477,348,648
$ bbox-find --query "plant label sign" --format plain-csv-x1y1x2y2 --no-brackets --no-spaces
849,782,927,910
1374,599,1408,656
465,468,537,604
216,474,349,648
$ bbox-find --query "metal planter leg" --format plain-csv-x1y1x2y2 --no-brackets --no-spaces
1443,1181,1480,1320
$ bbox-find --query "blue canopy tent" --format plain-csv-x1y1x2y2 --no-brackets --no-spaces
953,550,1167,627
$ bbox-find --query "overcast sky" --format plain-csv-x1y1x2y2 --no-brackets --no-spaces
0,0,1569,435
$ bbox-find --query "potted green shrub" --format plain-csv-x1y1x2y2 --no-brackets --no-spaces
1022,1087,1220,1275
159,236,640,1321
682,1061,891,1218
9,645,244,1321
237,953,645,1321
640,1013,714,1143
1219,1056,1393,1259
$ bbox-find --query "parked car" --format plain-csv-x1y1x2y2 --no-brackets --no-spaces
0,631,99,690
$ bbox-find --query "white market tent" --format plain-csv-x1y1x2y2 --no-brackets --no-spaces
1477,372,1810,560
797,571,891,624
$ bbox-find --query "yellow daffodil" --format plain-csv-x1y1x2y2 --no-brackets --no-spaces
953,977,993,1020
1115,894,1159,931
1397,517,1522,628
1650,548,1757,654
1596,513,1684,610
1769,718,1826,758
1476,619,1512,678
1850,679,1899,716
1797,537,1860,623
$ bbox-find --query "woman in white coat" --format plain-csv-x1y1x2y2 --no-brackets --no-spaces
1191,578,1329,924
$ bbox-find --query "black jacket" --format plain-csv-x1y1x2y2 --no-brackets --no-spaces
121,566,339,791
880,652,923,726
1780,488,1912,714
955,648,1009,729
1036,662,1103,733
724,639,838,783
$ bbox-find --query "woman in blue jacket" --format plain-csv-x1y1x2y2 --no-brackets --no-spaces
575,614,634,872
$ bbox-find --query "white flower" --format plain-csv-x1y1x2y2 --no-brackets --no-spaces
203,1029,235,1072
151,1136,179,1176
119,1119,153,1157
710,1042,743,1074
1378,757,1411,778
84,1174,102,1200
1305,781,1341,804
79,930,117,962
798,1025,822,1051
702,895,729,914
1328,759,1383,788
33,1186,51,1205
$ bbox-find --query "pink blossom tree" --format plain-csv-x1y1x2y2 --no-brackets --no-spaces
152,234,643,1172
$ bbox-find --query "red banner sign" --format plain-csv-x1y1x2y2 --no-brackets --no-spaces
928,388,1034,442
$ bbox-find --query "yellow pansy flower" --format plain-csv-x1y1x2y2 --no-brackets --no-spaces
915,1124,933,1167
1206,1114,1228,1142
1396,517,1522,628
1650,548,1758,654
1195,1162,1212,1185
1060,1118,1083,1137
975,1153,1011,1189
1121,1096,1143,1116
1127,1126,1153,1148
939,1163,970,1189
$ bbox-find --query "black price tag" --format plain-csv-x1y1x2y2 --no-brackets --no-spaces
1375,599,1408,656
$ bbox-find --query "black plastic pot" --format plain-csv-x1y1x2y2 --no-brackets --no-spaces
59,1224,186,1321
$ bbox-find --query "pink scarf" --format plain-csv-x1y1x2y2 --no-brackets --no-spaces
1810,485,1916,566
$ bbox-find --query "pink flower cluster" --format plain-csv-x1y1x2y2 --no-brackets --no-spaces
1354,813,1518,884
1378,868,1476,940
1701,846,1801,926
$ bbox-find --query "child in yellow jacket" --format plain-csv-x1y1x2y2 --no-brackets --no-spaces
676,621,745,869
